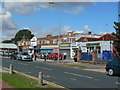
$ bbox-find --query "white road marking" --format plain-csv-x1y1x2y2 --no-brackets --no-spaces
64,72,93,79
70,78,77,81
116,82,120,85
35,66,52,71
18,63,28,66
43,75,51,77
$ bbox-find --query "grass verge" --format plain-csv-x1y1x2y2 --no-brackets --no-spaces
2,72,54,89
0,72,2,79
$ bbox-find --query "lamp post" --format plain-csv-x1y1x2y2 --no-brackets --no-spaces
49,2,61,63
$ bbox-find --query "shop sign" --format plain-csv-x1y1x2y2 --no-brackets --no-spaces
60,47,70,49
60,44,71,47
31,37,37,46
86,43,100,47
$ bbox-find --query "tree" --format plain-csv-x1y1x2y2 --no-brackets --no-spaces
12,29,34,45
113,22,120,57
1,40,13,43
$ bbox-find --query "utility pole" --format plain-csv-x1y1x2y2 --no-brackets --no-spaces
49,2,61,63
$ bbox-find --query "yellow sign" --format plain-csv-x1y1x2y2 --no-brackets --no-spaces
60,44,71,47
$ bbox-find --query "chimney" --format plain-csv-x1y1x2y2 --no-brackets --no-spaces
88,31,92,35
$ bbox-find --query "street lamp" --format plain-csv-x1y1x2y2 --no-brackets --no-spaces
49,2,61,63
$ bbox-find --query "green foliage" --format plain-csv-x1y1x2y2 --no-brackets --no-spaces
1,29,34,45
111,32,116,36
13,29,34,45
1,40,13,43
78,46,82,52
2,73,39,88
2,73,54,88
113,22,120,56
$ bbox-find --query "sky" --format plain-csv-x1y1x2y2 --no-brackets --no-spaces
0,0,119,42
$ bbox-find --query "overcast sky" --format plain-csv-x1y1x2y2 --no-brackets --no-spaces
0,0,119,42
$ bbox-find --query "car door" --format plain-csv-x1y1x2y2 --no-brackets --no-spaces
113,59,120,74
117,59,120,74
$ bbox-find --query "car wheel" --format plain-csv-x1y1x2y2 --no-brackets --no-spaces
108,69,114,76
16,57,19,60
20,57,22,61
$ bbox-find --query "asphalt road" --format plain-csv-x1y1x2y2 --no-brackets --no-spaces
1,57,120,89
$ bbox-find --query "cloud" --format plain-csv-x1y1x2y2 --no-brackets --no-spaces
0,7,18,41
0,9,18,31
63,6,84,15
82,25,92,34
30,25,70,38
75,25,92,34
4,2,41,15
4,2,94,15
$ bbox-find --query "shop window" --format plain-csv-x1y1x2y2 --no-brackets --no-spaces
46,40,50,44
53,39,57,44
41,41,44,44
37,41,41,44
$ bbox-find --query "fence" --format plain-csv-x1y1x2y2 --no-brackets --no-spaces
80,51,114,62
81,52,92,61
97,51,114,62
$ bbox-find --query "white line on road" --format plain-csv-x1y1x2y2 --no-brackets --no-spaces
70,78,77,81
18,63,28,66
116,82,120,85
64,72,93,79
35,66,52,71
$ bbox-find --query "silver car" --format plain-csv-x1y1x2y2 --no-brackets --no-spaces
17,52,32,61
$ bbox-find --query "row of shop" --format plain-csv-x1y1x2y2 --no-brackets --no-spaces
21,40,113,59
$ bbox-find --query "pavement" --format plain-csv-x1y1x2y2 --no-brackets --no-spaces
2,56,119,88
0,67,15,89
35,58,106,73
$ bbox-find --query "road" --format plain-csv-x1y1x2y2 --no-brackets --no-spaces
1,57,120,89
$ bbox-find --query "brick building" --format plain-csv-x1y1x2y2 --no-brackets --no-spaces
17,31,103,59
17,31,76,58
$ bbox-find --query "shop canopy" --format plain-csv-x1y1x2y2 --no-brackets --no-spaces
0,43,17,49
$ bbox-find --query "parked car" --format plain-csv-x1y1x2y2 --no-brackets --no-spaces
105,58,120,76
17,52,32,61
38,52,49,59
10,52,18,60
47,53,53,59
47,53,63,60
0,51,12,56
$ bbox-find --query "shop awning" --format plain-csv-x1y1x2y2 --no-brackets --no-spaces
40,48,53,50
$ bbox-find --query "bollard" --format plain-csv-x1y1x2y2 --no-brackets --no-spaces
9,64,13,74
38,72,43,86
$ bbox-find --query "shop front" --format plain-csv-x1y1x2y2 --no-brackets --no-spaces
40,48,53,53
60,44,71,59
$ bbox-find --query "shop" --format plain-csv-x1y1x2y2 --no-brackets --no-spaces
40,48,53,53
60,44,71,59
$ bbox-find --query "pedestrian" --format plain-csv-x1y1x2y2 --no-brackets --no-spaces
63,52,67,60
34,53,38,61
44,53,47,62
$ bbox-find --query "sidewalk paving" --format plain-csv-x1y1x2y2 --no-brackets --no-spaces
0,68,15,89
35,58,106,69
35,58,106,73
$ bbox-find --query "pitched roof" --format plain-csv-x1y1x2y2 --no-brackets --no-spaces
97,34,117,41
76,37,98,42
76,34,117,42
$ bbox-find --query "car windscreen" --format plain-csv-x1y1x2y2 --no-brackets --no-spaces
22,52,29,55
